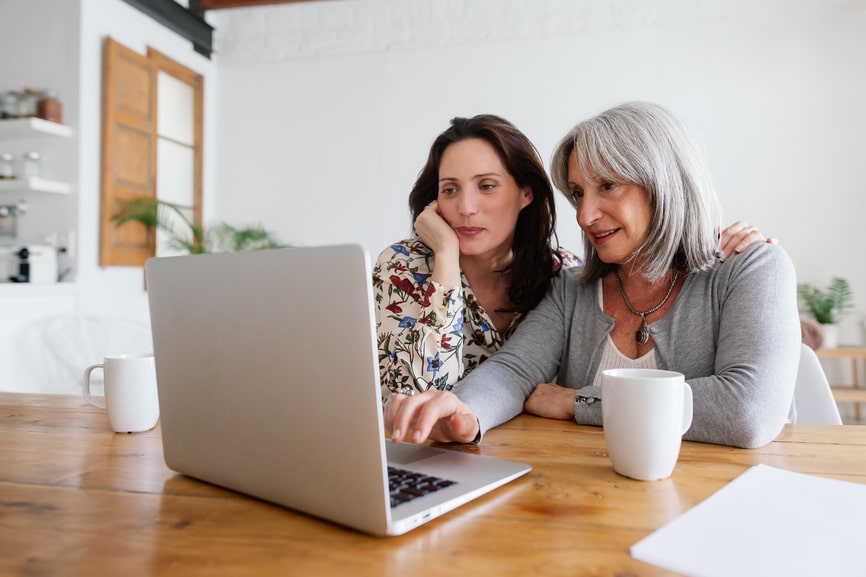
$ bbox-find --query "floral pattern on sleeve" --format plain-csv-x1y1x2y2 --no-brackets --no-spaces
373,239,465,395
555,247,581,271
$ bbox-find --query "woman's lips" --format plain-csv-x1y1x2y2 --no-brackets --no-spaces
591,228,620,245
456,227,484,237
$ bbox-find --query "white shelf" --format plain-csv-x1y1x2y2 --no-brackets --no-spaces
0,177,72,195
0,281,77,296
0,117,73,139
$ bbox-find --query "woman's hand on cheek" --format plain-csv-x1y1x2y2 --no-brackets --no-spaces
524,383,577,420
415,201,459,257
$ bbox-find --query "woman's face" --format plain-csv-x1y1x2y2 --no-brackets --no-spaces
437,138,533,260
566,151,653,265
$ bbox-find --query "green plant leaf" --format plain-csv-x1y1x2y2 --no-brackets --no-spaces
798,277,854,324
113,197,283,255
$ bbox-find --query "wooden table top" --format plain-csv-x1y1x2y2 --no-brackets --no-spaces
2,392,865,577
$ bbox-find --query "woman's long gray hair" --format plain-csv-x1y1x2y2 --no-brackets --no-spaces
550,102,722,282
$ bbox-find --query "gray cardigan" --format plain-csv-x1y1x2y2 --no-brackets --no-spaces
455,243,801,448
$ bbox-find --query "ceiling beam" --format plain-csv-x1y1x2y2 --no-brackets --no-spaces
121,0,214,58
198,0,319,9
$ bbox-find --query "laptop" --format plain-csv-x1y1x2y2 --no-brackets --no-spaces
144,244,531,536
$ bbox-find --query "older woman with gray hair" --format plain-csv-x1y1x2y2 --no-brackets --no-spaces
385,102,800,449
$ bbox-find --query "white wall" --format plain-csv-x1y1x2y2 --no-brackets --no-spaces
78,0,218,327
0,0,217,392
0,0,79,257
0,0,82,392
2,0,865,392
211,0,866,344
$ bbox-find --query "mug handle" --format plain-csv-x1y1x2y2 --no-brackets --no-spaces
82,364,106,409
681,382,694,434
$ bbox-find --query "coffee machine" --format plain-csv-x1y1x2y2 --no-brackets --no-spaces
0,244,58,283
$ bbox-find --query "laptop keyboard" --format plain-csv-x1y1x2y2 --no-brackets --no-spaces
388,466,457,508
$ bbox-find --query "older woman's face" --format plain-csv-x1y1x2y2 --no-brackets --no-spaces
566,151,653,265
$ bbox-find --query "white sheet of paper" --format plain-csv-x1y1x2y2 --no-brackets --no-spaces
630,464,866,577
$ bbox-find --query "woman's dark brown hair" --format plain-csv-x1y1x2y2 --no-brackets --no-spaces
408,115,560,315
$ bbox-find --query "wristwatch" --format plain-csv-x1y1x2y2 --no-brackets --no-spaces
575,392,601,405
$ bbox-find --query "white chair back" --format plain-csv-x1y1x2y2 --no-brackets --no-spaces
12,313,152,395
793,343,843,425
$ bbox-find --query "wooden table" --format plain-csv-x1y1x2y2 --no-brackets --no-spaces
817,346,866,421
2,392,865,577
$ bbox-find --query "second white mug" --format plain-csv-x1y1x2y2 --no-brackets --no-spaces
82,354,160,433
601,368,693,481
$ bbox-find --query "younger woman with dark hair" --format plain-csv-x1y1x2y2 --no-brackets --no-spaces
374,114,578,396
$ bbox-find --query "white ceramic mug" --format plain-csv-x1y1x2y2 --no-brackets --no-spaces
82,354,160,433
601,368,693,481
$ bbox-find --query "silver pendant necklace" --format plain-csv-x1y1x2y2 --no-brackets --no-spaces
614,269,680,345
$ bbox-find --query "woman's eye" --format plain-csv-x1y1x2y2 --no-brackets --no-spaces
479,182,496,192
439,187,456,196
570,189,583,203
601,182,616,192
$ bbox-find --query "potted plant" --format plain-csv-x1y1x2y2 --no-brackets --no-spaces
798,277,854,348
112,197,284,254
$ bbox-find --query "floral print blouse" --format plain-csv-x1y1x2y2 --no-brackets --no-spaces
373,238,581,396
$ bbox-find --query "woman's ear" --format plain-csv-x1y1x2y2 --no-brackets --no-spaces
520,186,533,209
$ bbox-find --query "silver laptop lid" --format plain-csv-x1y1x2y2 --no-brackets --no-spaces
146,244,392,535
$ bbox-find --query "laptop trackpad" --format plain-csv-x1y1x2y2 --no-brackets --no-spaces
387,442,449,465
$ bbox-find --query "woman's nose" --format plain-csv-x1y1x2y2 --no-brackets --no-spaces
576,196,599,227
457,192,479,215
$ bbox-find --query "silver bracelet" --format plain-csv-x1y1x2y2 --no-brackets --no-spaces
575,392,601,405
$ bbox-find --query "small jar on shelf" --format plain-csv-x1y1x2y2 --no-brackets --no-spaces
37,89,62,124
18,89,40,118
22,152,41,178
0,153,15,179
0,93,19,119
